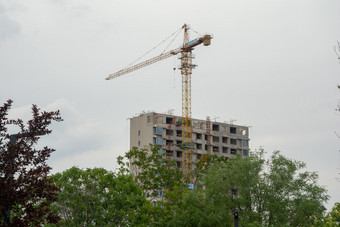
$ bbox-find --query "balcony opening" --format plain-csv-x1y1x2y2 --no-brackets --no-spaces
231,148,237,155
196,143,202,150
222,147,228,154
222,137,228,144
166,140,173,145
176,130,182,137
213,146,219,152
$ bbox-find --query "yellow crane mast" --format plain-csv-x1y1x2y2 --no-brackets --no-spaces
106,24,212,177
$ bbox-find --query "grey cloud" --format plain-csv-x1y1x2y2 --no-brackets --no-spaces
0,3,20,39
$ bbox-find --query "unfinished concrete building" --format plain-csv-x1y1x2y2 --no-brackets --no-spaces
130,112,250,171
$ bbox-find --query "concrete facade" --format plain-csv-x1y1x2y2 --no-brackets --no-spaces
130,112,250,171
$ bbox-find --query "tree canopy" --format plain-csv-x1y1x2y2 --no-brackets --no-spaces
0,99,62,226
170,150,329,226
49,167,151,226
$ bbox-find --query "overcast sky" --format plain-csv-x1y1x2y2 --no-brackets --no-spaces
1,0,340,210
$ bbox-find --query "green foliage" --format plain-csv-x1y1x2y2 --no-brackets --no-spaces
49,167,151,226
170,150,329,226
0,100,62,226
118,144,184,199
49,145,330,226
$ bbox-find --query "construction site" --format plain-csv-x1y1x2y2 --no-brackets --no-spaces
106,24,250,178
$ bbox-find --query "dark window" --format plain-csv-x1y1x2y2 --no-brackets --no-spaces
196,143,202,150
138,130,140,136
166,140,173,145
176,130,182,137
222,137,228,144
212,124,219,131
230,127,237,134
166,129,173,136
166,150,173,157
177,151,182,158
222,147,228,153
213,136,219,142
197,154,202,159
213,146,219,152
231,148,237,154
230,139,237,145
166,117,174,124
196,133,202,140
243,150,249,156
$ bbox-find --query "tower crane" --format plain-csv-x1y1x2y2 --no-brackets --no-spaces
106,24,212,177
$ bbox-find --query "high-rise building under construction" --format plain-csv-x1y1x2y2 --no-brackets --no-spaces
130,112,250,171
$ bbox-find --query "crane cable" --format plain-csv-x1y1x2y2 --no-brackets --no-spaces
124,26,183,69
161,28,183,54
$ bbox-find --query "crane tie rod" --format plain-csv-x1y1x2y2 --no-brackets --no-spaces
124,27,183,70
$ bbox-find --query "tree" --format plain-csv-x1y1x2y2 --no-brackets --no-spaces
0,99,62,226
171,150,329,226
117,144,186,226
49,167,151,226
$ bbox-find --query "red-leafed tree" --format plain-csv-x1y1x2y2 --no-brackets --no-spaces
0,100,62,226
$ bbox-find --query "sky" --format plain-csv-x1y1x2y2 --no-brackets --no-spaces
1,0,340,210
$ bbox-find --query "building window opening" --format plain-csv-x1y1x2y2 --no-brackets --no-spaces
154,137,163,145
138,130,140,136
230,127,237,134
196,143,202,150
197,154,202,159
243,150,249,156
230,138,237,145
222,137,228,144
242,140,249,147
166,150,173,157
166,117,174,124
177,161,181,168
196,133,202,140
177,151,182,158
213,136,220,142
138,141,140,146
222,147,228,154
176,130,182,137
166,140,173,145
231,148,237,155
213,146,219,152
154,127,163,135
166,129,173,136
212,124,219,131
